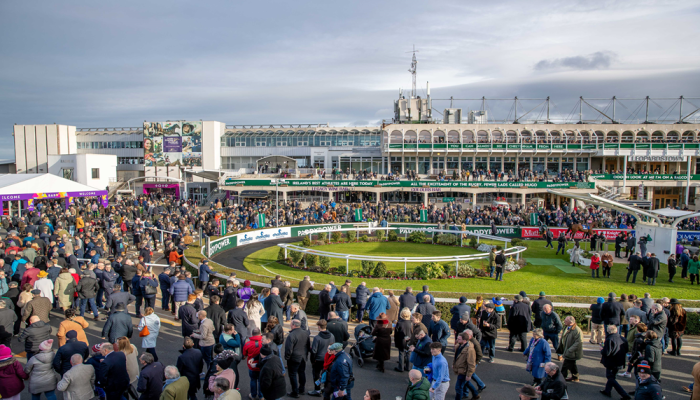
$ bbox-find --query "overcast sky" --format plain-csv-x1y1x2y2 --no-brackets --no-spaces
1,0,699,158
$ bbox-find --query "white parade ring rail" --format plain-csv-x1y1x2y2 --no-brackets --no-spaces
277,226,527,276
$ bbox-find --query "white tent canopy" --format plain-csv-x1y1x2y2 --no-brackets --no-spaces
0,173,105,195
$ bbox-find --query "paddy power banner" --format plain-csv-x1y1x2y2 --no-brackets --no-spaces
390,224,520,238
521,227,632,240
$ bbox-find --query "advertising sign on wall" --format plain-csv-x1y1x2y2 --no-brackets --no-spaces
144,121,202,167
521,227,631,240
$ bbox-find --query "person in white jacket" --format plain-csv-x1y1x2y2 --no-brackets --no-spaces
33,271,54,302
57,354,95,400
138,306,161,361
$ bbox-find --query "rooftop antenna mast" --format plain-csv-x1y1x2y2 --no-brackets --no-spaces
406,45,419,98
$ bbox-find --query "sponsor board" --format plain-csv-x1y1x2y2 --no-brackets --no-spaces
292,224,353,237
677,231,700,241
521,227,631,240
208,235,238,257
391,224,520,238
238,227,291,246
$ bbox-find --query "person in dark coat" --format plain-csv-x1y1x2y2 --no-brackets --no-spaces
105,284,135,315
634,361,663,400
627,252,643,283
204,295,227,339
52,330,89,376
625,234,636,258
478,303,501,363
332,287,352,322
179,295,199,338
76,270,99,319
284,319,311,397
449,296,471,332
354,283,370,323
326,312,350,348
101,343,130,400
158,268,171,311
394,308,413,372
371,315,393,372
221,281,239,312
176,337,204,400
263,287,284,324
227,299,250,343
137,352,165,400
535,362,567,400
600,292,624,332
101,303,133,343
18,315,52,360
599,325,629,399
399,287,416,311
455,313,482,343
531,292,553,328
507,295,532,352
309,320,334,396
259,346,287,400
318,285,333,321
139,272,158,310
325,343,354,400
646,253,660,286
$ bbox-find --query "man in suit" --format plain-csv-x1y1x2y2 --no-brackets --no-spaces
176,337,203,400
227,299,250,343
264,287,284,323
204,294,226,339
101,303,133,343
625,233,636,258
100,342,130,400
646,253,660,286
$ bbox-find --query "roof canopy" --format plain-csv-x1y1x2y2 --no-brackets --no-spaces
547,189,663,226
0,174,107,200
649,208,694,218
257,155,297,168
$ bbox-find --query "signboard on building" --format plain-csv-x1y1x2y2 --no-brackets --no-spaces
224,179,595,190
521,227,631,240
627,155,687,162
143,121,202,167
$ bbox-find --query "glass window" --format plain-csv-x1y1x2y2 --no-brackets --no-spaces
533,157,545,174
418,157,430,174
518,157,531,172
405,156,416,172
91,168,99,179
447,157,459,170
562,157,574,171
576,157,589,172
475,157,488,170
489,157,502,172
390,157,402,174
461,157,473,171
503,157,515,173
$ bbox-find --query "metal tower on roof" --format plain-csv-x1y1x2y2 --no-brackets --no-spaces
407,45,418,98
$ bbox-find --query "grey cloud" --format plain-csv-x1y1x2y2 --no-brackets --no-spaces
534,52,617,71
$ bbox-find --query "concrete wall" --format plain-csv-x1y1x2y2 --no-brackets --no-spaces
202,121,223,170
47,153,117,190
13,124,76,173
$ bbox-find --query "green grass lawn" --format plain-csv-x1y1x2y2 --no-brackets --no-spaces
291,241,480,273
239,239,700,301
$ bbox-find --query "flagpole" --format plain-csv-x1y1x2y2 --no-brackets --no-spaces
275,178,279,228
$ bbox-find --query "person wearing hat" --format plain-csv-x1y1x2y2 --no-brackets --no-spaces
23,288,52,324
507,295,533,352
450,297,471,335
259,343,287,400
53,329,89,376
198,258,214,291
478,302,500,363
0,343,30,399
371,313,393,373
516,385,539,400
237,279,256,305
24,338,61,399
667,298,687,356
33,269,54,301
589,297,605,344
635,361,662,399
325,342,354,400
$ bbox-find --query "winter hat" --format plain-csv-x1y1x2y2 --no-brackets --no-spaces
39,339,53,352
637,361,652,374
597,297,605,304
260,346,273,357
539,291,546,296
244,280,251,287
91,343,103,353
0,345,12,361
459,296,467,303
329,343,343,351
217,357,234,369
66,330,78,339
519,291,527,298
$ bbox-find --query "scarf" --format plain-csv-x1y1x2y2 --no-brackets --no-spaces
527,338,541,369
323,352,337,371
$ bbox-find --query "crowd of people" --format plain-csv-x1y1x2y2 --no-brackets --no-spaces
0,193,697,400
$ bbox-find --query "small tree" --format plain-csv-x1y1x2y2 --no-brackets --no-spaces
332,231,342,243
305,253,319,268
360,260,375,276
302,236,312,247
408,231,427,244
290,250,303,265
346,230,357,242
277,247,286,261
388,230,398,242
318,232,327,241
319,256,330,272
469,236,478,248
373,262,388,278
361,234,369,242
376,230,385,241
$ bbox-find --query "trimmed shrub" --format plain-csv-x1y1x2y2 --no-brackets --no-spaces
456,264,476,277
361,234,369,242
302,236,312,247
360,260,375,276
376,230,385,241
385,270,398,278
277,247,285,261
318,232,327,241
290,250,302,265
319,256,330,272
469,236,478,248
408,231,427,244
388,230,398,242
415,262,444,280
346,230,357,242
304,253,318,268
332,231,342,243
510,238,523,247
373,262,387,278
437,233,458,245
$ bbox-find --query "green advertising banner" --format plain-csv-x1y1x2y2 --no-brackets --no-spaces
387,142,700,151
590,174,700,181
354,208,363,221
290,224,355,237
390,223,521,238
257,214,266,228
225,179,595,189
442,197,456,202
419,209,427,223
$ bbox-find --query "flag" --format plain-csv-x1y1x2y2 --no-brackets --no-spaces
354,208,363,222
420,209,427,223
220,219,227,236
257,213,266,228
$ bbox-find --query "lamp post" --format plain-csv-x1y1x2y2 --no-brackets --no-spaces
275,178,279,227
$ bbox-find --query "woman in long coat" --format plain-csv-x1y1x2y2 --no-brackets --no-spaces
523,328,551,386
590,253,601,278
24,339,60,399
371,312,393,373
53,269,75,311
667,299,687,356
386,290,400,324
138,307,161,361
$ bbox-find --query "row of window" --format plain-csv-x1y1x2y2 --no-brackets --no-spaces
221,135,381,147
78,141,144,149
118,157,144,165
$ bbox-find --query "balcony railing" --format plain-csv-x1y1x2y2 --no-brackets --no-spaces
386,142,700,151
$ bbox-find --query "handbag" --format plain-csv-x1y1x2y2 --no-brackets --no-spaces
144,284,158,296
139,324,150,337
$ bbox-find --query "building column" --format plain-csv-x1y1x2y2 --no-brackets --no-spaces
423,192,428,207
472,192,477,208
556,195,561,208
616,157,620,171
283,191,288,202
602,156,606,172
521,193,526,205
570,198,575,210
558,158,562,174
328,191,333,201
429,155,433,175
401,154,405,175
515,155,519,175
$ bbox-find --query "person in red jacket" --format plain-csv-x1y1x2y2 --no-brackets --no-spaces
243,328,264,399
21,262,41,288
590,253,601,278
0,344,30,399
